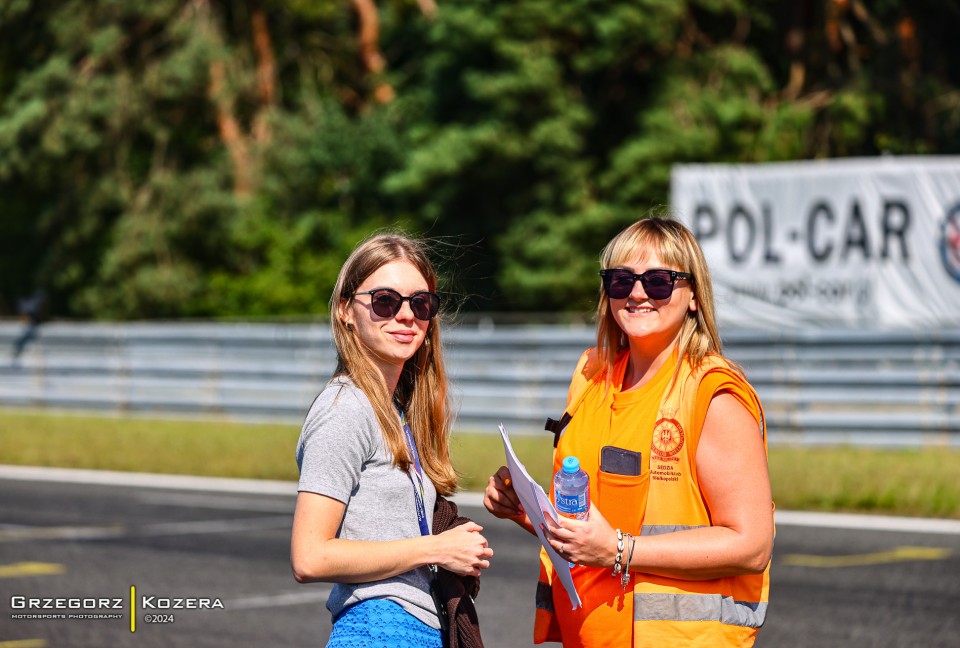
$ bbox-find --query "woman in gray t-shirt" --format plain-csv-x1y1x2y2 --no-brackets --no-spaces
291,233,493,648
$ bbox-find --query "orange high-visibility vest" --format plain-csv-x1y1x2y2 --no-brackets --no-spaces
534,349,771,647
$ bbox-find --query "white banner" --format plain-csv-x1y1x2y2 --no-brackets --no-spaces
670,157,960,330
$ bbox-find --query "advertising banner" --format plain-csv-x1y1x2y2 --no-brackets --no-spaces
670,157,960,330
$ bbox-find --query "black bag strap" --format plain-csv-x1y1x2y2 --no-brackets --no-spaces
544,370,597,448
544,413,572,448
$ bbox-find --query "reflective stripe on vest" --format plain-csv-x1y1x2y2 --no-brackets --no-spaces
633,593,768,629
636,521,768,630
641,524,703,536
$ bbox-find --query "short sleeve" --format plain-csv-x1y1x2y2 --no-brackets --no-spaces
694,366,764,438
295,380,382,503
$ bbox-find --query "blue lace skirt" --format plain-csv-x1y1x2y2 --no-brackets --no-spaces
327,599,442,648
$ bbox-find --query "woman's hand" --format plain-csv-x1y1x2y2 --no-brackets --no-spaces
544,502,619,569
483,466,526,521
433,522,494,577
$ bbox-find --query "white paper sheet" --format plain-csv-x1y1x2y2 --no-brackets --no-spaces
498,423,581,609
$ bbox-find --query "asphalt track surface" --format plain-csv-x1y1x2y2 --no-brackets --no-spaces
1,468,958,648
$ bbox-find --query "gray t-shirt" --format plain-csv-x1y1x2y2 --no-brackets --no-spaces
295,376,439,629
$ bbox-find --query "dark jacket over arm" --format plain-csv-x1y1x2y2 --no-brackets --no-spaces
432,496,484,648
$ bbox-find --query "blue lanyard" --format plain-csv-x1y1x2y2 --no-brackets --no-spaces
400,410,430,537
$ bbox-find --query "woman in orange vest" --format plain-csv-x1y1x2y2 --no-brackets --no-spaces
484,217,774,647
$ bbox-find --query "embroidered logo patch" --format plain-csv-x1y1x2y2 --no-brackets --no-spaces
651,418,685,458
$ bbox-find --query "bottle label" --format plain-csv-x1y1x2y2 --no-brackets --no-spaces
556,492,587,514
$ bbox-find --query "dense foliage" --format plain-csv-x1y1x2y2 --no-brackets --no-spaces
2,0,958,319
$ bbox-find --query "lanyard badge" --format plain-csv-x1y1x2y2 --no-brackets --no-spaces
400,410,430,537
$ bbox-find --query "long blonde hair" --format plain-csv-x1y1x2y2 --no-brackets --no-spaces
330,233,457,496
596,216,735,389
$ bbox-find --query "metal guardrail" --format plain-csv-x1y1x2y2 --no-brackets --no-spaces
0,321,958,447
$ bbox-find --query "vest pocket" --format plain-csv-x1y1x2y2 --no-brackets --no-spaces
597,470,651,534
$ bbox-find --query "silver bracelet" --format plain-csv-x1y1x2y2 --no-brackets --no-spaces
611,529,624,577
621,533,636,589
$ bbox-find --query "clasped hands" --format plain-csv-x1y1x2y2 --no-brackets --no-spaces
434,522,494,577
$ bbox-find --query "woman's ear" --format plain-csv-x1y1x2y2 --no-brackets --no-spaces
337,299,353,328
688,294,697,313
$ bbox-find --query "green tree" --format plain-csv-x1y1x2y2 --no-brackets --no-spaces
0,0,237,317
1,0,957,319
0,0,415,318
384,0,959,312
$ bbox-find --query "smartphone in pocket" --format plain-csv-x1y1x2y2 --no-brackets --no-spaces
600,445,641,476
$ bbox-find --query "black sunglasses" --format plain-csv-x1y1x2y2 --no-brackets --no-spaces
599,268,693,300
354,288,441,321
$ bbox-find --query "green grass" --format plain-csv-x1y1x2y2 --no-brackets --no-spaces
0,409,301,481
768,446,960,518
0,408,553,487
1,408,958,519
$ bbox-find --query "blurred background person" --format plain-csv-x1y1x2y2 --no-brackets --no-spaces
10,290,45,364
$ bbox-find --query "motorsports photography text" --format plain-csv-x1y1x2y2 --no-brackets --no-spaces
6,588,225,633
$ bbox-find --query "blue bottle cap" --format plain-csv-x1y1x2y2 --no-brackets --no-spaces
562,456,580,474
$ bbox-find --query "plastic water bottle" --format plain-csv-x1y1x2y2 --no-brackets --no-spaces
554,456,590,521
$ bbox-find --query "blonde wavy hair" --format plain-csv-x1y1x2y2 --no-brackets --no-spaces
330,233,457,496
596,216,737,389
